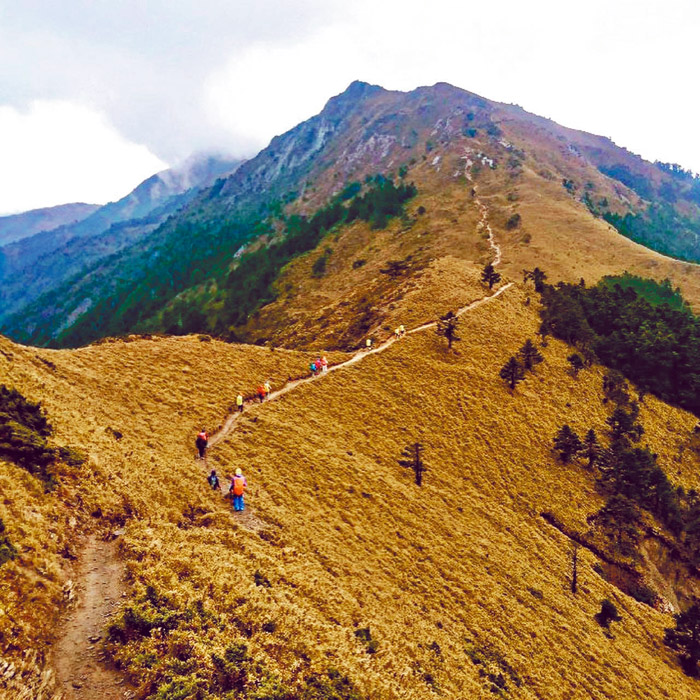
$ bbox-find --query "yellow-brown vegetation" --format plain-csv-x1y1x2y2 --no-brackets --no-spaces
2,262,700,697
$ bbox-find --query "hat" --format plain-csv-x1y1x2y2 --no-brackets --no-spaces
235,468,243,476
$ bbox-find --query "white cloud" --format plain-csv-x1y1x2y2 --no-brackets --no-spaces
0,101,166,214
1,0,700,212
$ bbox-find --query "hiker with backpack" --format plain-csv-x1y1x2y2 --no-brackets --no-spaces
207,469,221,491
264,379,272,396
309,361,317,377
257,384,266,403
236,393,244,413
365,338,373,351
230,468,248,511
195,429,208,460
320,355,328,374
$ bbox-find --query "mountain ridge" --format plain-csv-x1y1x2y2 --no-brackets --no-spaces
4,80,700,349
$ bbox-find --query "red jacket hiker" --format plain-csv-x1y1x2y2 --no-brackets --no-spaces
195,430,208,459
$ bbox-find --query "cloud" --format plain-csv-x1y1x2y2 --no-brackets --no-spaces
0,101,166,214
1,0,700,213
0,0,344,162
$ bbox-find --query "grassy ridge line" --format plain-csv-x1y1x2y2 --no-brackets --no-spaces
210,179,508,448
0,335,344,697
209,282,514,450
205,285,700,698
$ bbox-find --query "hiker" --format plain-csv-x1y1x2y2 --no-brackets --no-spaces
365,338,372,351
207,469,221,491
394,327,401,340
257,384,266,403
236,393,244,413
195,429,208,460
264,379,272,396
321,355,328,373
315,357,323,376
309,361,317,377
399,324,406,337
230,468,248,511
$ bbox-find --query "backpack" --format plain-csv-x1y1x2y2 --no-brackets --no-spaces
232,476,245,496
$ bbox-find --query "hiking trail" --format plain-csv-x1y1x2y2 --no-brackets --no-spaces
52,536,133,700
49,175,508,696
209,178,509,449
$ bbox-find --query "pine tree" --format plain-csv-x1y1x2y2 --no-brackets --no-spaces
607,403,644,442
596,493,642,555
398,442,427,486
481,263,501,289
665,603,700,676
583,429,600,470
499,356,525,390
567,353,584,377
436,311,461,349
553,425,583,463
518,338,544,371
523,267,547,293
602,370,630,406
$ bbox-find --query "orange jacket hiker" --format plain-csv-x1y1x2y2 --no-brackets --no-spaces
231,468,247,512
232,475,247,495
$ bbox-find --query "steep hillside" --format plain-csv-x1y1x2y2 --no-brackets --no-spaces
0,203,99,247
0,154,240,327
8,80,700,350
2,251,700,698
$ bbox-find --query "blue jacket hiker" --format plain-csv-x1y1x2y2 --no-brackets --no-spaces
207,469,221,490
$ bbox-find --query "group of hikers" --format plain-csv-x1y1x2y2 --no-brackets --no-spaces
208,468,248,511
196,429,249,511
309,355,329,377
194,332,404,513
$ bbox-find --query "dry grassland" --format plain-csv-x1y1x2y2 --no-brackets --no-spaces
0,335,345,697
489,120,700,310
4,122,700,697
246,177,487,350
2,275,695,697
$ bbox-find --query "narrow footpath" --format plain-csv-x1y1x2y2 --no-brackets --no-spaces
51,167,508,696
210,178,509,448
52,537,133,699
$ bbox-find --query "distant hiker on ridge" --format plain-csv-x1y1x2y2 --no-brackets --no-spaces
230,468,248,511
207,469,221,491
257,384,267,403
195,428,208,460
264,379,272,396
309,360,317,377
321,355,328,373
399,324,406,337
366,338,373,351
236,393,244,413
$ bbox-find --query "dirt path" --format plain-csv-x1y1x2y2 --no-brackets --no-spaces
48,173,508,697
53,536,132,700
210,178,509,449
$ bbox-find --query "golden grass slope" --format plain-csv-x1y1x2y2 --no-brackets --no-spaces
0,335,344,697
3,263,699,697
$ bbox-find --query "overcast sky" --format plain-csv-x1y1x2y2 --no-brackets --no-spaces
1,0,697,214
